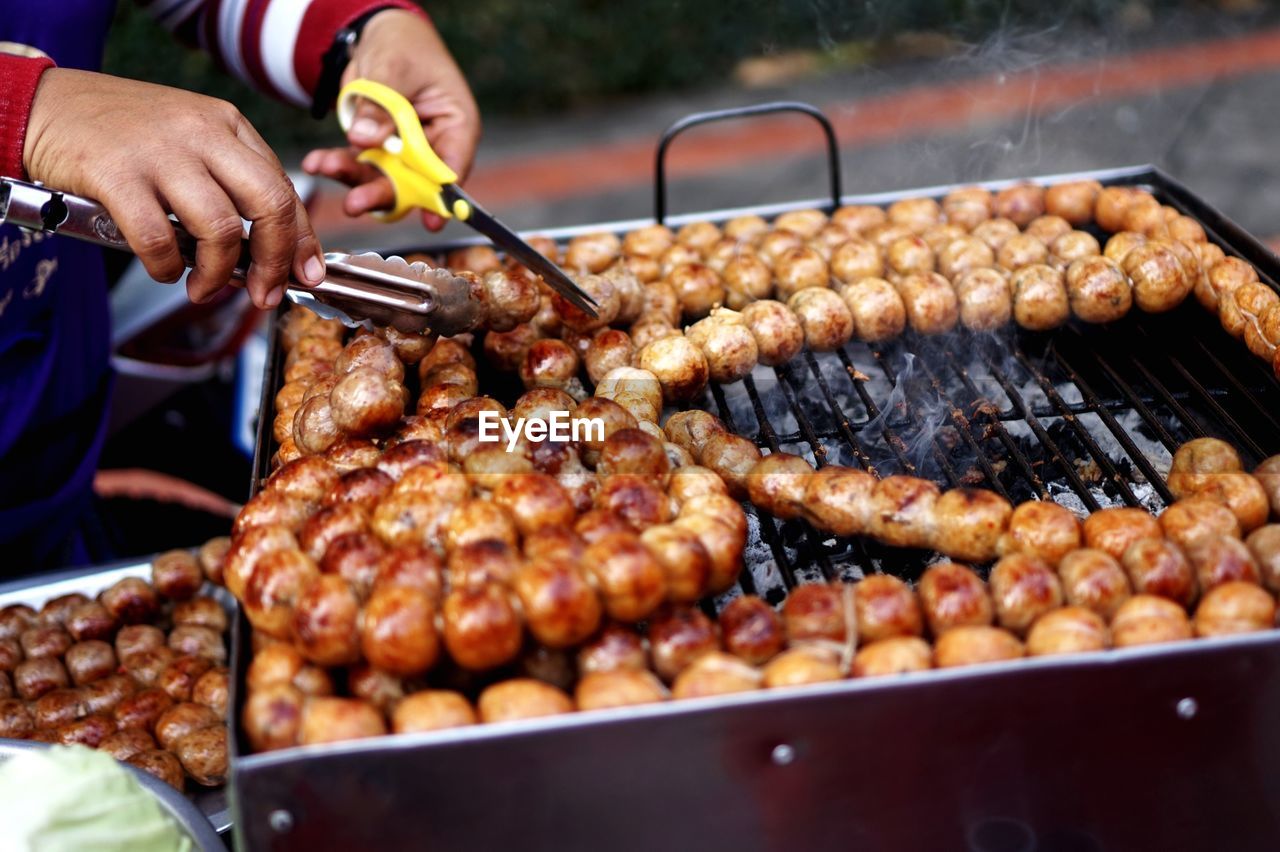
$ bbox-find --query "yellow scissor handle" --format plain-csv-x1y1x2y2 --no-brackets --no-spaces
337,78,469,223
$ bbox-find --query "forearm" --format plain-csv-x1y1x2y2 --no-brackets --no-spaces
139,0,425,106
0,54,55,179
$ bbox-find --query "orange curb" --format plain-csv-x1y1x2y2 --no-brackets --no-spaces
311,26,1280,235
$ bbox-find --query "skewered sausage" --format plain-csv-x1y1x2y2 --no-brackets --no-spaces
100,577,160,626
243,683,304,752
1167,437,1244,498
998,501,1081,566
114,687,174,732
192,668,229,717
1011,264,1070,331
997,234,1049,271
741,299,805,366
514,557,602,649
897,272,959,335
993,184,1045,227
1065,256,1132,323
842,278,907,341
172,598,228,633
99,729,156,762
746,452,812,520
583,532,667,622
1193,581,1276,637
789,287,854,351
1045,180,1101,225
20,625,72,660
937,236,994,280
931,487,1013,562
639,525,713,603
1124,242,1192,312
155,701,220,752
685,310,760,383
1192,473,1270,533
867,475,940,550
953,269,1011,331
1025,606,1108,656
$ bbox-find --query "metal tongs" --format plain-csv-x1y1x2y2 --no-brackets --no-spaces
0,176,480,335
0,78,597,335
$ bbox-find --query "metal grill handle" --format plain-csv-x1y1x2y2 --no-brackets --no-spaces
654,101,843,224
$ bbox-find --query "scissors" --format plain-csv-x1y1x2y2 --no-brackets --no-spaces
337,78,598,317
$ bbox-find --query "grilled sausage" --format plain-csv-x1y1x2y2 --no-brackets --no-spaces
56,713,117,748
392,690,477,734
1045,180,1101,226
1057,548,1132,619
0,604,36,641
917,562,993,636
782,583,851,645
842,277,908,342
1159,498,1241,550
113,687,175,732
172,598,228,633
953,269,1012,331
81,673,137,716
191,668,229,717
1111,595,1193,647
671,651,762,699
155,701,220,751
577,623,648,676
648,606,719,681
243,683,304,752
575,670,668,711
851,636,932,677
1186,535,1261,592
897,272,959,335
762,645,844,688
855,574,924,643
513,558,602,649
1011,264,1070,331
1121,538,1197,607
38,594,89,628
1065,256,1132,323
14,657,69,700
1248,525,1280,594
64,640,117,685
127,750,185,790
866,475,940,550
1193,581,1276,637
0,697,34,737
115,624,165,661
1081,507,1162,561
299,697,387,745
167,625,227,666
151,550,204,601
1026,606,1108,656
934,626,1024,668
989,554,1064,635
478,679,574,723
123,647,176,689
998,501,1081,566
718,596,785,666
1124,242,1192,313
1192,473,1271,534
932,488,1014,562
99,728,156,762
101,577,160,626
441,585,523,671
997,234,1049,271
639,525,713,603
741,299,805,367
20,625,71,660
175,724,229,787
158,655,214,702
937,235,995,280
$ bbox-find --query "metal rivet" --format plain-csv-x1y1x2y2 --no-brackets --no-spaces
1176,697,1198,720
771,744,796,766
269,810,294,834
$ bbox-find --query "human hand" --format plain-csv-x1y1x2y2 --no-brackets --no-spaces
301,9,481,231
23,68,323,309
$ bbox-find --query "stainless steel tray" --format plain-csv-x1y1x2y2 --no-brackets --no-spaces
237,163,1280,851
0,558,234,835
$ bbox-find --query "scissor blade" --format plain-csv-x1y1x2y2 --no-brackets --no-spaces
444,186,599,317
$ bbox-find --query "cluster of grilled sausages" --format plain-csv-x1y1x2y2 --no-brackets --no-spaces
445,182,1280,406
0,546,232,790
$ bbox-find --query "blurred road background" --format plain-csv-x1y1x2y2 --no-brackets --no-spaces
92,0,1280,558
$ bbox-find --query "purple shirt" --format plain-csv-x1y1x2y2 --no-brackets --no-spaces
0,0,116,568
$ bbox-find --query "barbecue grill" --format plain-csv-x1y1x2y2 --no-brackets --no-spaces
232,104,1280,851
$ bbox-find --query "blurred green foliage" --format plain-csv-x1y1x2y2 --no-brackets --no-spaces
102,0,1269,153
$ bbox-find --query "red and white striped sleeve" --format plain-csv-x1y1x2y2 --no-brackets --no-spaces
138,0,425,107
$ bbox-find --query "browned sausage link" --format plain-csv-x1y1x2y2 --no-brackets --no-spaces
100,577,160,625
175,724,229,787
988,554,1064,635
0,697,34,738
917,562,994,636
64,640,117,686
576,623,648,676
99,728,156,762
855,575,924,643
14,657,70,700
65,601,118,642
55,713,117,748
647,606,720,682
152,550,204,600
172,597,229,633
718,596,785,666
127,749,186,790
158,655,215,703
39,594,89,628
192,668,230,718
115,624,165,661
